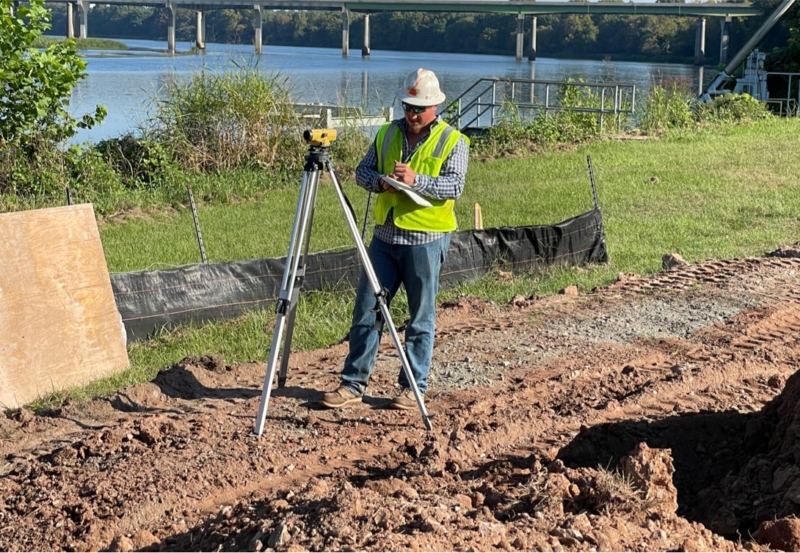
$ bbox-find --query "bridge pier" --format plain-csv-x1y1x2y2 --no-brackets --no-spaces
528,16,537,61
695,66,705,96
516,13,524,61
254,5,263,54
196,11,205,50
694,17,706,65
166,2,176,55
719,16,731,65
78,0,88,39
342,7,350,56
362,14,370,57
66,2,74,39
529,61,536,102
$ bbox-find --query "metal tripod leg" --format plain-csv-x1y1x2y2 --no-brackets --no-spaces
254,167,321,436
361,192,374,240
326,165,433,431
278,178,320,389
277,286,300,389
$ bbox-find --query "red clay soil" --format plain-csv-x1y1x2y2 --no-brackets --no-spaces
3,245,800,552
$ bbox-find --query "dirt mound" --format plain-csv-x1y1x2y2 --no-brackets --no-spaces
687,368,800,539
2,253,800,551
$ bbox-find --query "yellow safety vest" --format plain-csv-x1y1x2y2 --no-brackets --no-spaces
374,121,467,233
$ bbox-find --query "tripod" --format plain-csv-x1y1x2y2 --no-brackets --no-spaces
253,129,433,436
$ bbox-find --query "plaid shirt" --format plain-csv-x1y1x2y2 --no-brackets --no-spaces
355,117,469,246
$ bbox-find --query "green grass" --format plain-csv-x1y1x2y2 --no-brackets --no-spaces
102,119,800,276
23,118,800,411
100,176,369,272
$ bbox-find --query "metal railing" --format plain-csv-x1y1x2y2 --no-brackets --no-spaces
765,72,800,117
293,103,394,129
443,77,636,133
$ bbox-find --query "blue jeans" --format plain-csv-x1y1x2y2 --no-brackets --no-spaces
341,234,451,395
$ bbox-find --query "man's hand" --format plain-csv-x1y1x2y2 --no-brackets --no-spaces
380,177,398,193
392,161,417,185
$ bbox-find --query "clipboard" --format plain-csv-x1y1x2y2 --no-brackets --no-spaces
382,176,433,207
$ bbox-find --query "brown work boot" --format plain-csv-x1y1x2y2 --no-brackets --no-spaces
321,386,362,409
390,388,419,410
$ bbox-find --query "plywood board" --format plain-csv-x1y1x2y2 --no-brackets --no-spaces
0,204,129,408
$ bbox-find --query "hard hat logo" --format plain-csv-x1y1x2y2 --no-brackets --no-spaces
397,68,446,107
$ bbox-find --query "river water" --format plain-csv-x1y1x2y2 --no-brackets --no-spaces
68,38,707,143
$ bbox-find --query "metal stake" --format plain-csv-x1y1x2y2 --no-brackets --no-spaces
186,184,208,263
586,155,600,211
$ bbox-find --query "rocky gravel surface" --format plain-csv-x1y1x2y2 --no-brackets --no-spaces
2,244,800,551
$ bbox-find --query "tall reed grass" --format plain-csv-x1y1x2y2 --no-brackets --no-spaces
144,67,307,175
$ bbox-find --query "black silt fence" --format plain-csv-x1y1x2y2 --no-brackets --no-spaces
111,207,607,342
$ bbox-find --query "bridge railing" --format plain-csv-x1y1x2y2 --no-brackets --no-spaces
444,77,637,134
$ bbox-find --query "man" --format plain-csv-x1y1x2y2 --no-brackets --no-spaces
322,68,469,410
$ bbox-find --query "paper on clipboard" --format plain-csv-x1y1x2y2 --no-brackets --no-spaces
382,176,433,207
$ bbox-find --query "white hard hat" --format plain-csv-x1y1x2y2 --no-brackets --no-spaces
396,68,446,107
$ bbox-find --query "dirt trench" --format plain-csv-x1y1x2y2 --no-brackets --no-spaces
2,245,800,552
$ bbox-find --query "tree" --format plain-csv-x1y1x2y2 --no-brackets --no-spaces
0,0,104,146
445,14,479,53
552,14,599,53
636,15,693,56
763,0,800,72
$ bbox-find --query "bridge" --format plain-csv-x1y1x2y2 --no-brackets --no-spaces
39,0,762,64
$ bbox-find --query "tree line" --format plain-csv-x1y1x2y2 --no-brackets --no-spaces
44,0,797,68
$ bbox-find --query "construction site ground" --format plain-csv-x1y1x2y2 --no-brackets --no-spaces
3,243,800,552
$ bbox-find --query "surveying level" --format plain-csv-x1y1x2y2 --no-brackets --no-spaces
303,128,337,147
253,129,433,436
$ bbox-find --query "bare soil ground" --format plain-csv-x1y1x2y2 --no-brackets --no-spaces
3,244,800,552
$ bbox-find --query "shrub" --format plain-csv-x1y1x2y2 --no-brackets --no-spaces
94,134,182,191
329,127,371,177
63,145,130,214
0,139,67,202
0,0,108,212
639,77,695,134
470,80,616,157
694,93,772,123
144,68,307,176
0,0,105,146
0,140,125,214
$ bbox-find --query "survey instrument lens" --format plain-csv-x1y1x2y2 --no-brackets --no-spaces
303,128,337,147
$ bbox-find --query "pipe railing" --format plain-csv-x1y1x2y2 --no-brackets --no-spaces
444,77,636,133
765,72,800,117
